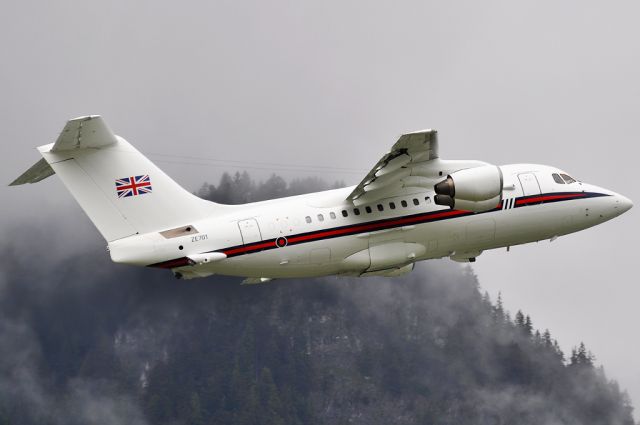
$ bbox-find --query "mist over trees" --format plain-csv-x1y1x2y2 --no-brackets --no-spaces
0,171,635,425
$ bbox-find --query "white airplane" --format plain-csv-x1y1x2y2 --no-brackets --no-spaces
11,116,633,282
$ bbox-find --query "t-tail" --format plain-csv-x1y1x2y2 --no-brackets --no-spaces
10,115,221,243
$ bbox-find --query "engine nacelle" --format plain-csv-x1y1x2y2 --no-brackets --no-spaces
434,165,503,212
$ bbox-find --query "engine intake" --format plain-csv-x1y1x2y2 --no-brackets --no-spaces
434,165,503,212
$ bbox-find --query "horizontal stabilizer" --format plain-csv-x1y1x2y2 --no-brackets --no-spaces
9,158,55,186
10,115,116,186
52,115,117,151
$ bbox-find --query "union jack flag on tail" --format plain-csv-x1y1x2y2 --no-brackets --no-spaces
115,175,152,198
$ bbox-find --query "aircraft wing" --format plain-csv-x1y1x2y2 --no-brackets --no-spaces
347,129,438,205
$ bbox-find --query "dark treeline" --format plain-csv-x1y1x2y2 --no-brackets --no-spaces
196,171,344,204
0,172,635,425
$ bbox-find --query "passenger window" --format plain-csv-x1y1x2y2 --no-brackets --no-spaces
354,208,361,215
389,202,396,209
305,216,312,223
401,200,408,208
365,206,372,214
377,204,384,211
342,210,348,217
552,173,565,184
413,198,420,206
330,212,336,219
560,173,576,184
317,214,324,222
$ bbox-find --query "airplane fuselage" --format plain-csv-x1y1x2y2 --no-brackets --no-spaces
110,163,631,281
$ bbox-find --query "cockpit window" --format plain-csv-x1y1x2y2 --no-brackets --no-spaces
552,173,565,184
560,173,576,184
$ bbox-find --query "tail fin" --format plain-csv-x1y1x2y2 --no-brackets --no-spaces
10,116,219,242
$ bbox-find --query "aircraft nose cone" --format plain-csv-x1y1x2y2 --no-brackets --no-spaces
614,194,633,215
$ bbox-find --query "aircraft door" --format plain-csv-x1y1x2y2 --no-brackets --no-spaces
238,219,262,244
518,173,542,196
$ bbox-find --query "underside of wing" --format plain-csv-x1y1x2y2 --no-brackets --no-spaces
347,129,439,205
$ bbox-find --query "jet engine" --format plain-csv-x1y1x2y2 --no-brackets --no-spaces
434,165,503,212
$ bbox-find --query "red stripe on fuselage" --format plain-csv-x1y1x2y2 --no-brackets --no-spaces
223,240,276,256
150,191,606,268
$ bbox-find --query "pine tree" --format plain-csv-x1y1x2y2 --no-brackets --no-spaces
493,292,505,322
255,174,288,202
188,392,204,425
232,171,255,204
576,342,594,366
543,329,553,348
534,329,542,345
524,315,533,336
515,310,525,328
570,342,595,367
621,390,635,422
577,342,589,365
570,347,578,365
482,291,491,308
236,384,260,425
553,339,565,362
258,368,285,425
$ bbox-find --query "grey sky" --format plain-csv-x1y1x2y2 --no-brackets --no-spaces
1,0,639,409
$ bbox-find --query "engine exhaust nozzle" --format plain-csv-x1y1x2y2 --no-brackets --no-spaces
434,176,455,197
434,194,454,208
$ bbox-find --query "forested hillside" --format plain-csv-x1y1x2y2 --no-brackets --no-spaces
0,172,634,425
